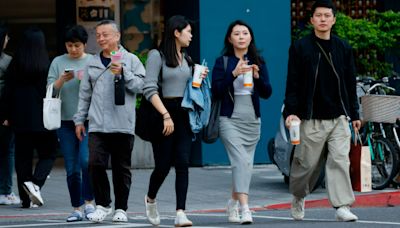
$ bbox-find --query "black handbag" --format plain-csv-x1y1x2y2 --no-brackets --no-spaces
135,95,163,141
202,99,221,143
202,56,228,144
135,52,164,141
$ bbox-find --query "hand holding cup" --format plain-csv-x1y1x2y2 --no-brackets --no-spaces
285,115,301,145
110,51,122,75
192,59,208,88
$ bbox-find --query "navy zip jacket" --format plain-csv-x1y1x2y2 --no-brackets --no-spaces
211,55,272,118
283,32,360,121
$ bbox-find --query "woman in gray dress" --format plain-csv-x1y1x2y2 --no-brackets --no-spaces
211,20,272,224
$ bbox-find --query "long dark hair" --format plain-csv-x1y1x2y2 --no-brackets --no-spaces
222,20,264,66
0,24,8,54
12,27,49,82
159,15,194,67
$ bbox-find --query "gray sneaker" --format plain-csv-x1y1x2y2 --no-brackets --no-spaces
291,196,305,220
23,181,43,206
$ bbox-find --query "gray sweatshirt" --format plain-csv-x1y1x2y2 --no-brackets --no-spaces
143,49,192,101
73,46,145,135
47,54,92,120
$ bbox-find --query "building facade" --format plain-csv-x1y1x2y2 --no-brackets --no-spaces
0,0,397,166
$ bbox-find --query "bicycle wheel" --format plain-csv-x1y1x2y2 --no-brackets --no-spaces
371,137,399,190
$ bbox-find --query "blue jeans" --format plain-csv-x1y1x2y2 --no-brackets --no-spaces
0,126,14,195
57,121,93,207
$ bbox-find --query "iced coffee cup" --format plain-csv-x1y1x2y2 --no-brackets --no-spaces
192,64,206,88
110,51,122,75
289,119,301,145
243,65,253,87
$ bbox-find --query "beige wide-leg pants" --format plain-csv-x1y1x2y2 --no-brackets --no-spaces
289,115,355,207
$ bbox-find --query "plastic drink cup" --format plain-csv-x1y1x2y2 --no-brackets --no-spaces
110,51,122,75
289,120,301,145
192,64,206,88
243,65,253,87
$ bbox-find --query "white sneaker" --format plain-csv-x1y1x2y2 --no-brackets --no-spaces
23,182,43,206
88,205,112,223
240,210,253,224
226,199,240,223
0,192,20,205
112,209,128,222
174,211,192,227
335,206,358,222
291,196,305,220
145,195,160,225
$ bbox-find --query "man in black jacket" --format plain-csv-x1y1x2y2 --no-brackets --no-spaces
283,0,361,222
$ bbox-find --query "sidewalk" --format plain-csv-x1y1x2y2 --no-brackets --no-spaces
0,164,399,218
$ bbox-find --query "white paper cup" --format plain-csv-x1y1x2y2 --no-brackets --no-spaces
192,64,206,88
243,66,253,87
289,120,301,145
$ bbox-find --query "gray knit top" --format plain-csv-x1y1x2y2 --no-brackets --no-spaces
143,49,192,100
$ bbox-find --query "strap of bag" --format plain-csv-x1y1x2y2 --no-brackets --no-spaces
353,132,362,145
222,56,234,102
46,83,61,99
315,42,340,78
223,56,228,71
90,66,110,90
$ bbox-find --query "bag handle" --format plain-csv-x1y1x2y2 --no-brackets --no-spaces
353,131,362,145
45,83,61,99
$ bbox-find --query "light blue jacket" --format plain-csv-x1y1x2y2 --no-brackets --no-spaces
181,77,211,134
73,46,145,135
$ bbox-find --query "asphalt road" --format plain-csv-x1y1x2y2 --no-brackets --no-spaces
0,165,399,227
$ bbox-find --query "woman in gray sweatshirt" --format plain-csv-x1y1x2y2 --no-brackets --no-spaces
47,25,94,222
142,15,206,227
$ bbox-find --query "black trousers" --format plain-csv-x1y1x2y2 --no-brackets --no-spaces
88,132,134,211
14,131,57,208
147,98,193,210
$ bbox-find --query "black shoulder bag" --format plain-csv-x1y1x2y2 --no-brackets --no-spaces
135,53,164,142
202,56,229,144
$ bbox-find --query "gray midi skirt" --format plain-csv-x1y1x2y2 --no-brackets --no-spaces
219,95,260,194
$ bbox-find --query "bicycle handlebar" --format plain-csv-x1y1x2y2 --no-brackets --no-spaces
367,83,395,94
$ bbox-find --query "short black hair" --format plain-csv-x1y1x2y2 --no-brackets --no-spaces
311,0,337,15
64,25,88,44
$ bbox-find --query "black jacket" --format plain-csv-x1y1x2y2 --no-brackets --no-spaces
0,61,49,132
283,32,360,121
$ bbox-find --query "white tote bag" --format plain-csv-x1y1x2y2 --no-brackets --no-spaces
43,83,61,130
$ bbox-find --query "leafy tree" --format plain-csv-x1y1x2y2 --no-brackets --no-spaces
294,10,400,78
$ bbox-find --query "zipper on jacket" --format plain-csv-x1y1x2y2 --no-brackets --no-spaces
309,53,321,119
329,52,350,120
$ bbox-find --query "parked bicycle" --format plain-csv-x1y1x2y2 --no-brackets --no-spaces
357,76,400,190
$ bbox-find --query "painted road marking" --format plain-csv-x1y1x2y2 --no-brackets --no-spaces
1,212,400,227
